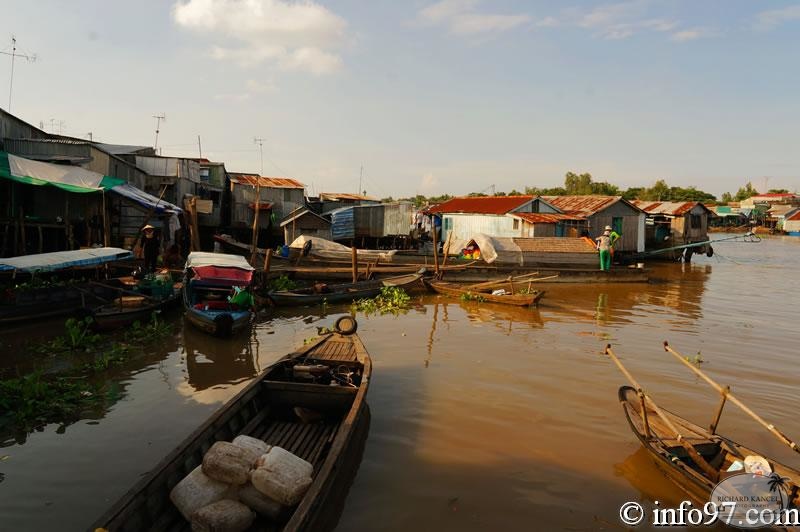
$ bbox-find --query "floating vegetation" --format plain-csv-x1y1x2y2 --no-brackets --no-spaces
352,287,411,315
460,292,485,303
685,352,704,365
31,317,102,354
267,275,299,291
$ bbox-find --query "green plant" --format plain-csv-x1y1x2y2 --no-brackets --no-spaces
352,286,411,315
684,352,704,365
268,275,298,291
460,292,485,303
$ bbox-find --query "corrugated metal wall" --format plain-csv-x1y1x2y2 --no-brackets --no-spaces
331,207,355,241
586,202,643,252
443,214,520,242
382,203,413,236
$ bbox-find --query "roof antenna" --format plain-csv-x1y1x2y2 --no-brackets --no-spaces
254,137,265,175
153,113,166,154
1,36,37,112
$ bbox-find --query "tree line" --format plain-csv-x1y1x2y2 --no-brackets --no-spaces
381,172,791,208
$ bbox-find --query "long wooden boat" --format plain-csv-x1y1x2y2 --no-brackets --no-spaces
92,317,371,532
424,279,544,307
183,252,255,337
91,290,181,331
268,270,425,307
619,385,800,507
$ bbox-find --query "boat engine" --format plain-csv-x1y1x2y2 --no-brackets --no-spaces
292,364,330,383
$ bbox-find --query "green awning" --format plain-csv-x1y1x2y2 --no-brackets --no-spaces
0,151,124,193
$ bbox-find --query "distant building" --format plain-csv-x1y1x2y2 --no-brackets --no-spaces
783,210,800,235
740,193,800,208
632,200,714,259
318,193,379,214
225,173,305,244
280,207,332,244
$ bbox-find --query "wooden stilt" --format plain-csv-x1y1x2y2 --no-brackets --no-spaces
351,245,358,283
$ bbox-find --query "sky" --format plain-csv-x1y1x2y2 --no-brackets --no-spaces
1,0,799,199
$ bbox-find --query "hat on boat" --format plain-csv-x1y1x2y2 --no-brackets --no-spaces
604,225,613,231
143,224,155,231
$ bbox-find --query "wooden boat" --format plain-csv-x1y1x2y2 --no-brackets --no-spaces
91,287,181,331
268,270,425,307
424,279,544,307
183,252,255,337
92,316,371,532
609,343,800,510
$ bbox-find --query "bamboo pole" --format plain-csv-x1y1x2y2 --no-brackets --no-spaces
351,245,358,282
432,222,439,276
250,183,261,266
605,344,720,481
263,248,272,275
664,341,800,455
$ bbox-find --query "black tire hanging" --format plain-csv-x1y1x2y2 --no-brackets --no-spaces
334,315,358,336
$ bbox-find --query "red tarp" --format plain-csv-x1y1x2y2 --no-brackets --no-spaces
191,266,253,284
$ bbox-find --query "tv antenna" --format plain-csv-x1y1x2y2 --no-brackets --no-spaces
153,113,166,154
47,118,66,135
254,137,265,175
1,36,37,112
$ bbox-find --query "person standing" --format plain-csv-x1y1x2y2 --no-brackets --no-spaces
142,224,160,273
595,228,612,271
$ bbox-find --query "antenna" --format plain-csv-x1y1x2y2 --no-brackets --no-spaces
47,118,66,134
87,132,93,142
1,36,37,112
153,113,166,154
197,135,202,158
358,165,363,196
254,137,265,175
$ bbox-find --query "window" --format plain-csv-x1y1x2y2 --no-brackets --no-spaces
513,219,520,230
199,168,210,182
690,214,702,229
444,218,452,230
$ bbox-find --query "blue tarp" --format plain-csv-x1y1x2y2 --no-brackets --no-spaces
0,248,133,273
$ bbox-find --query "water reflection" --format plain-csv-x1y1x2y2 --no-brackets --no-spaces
181,319,258,392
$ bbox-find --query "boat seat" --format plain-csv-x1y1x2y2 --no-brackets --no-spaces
247,419,340,474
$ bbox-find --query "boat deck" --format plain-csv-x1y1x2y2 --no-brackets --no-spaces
308,336,359,363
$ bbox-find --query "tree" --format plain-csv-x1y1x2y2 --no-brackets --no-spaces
734,182,759,202
720,192,733,204
564,172,593,195
623,187,645,200
767,188,789,194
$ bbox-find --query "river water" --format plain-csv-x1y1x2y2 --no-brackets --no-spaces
1,235,798,531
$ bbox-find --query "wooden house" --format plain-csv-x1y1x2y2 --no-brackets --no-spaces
280,207,332,243
631,201,714,256
543,196,645,253
225,173,305,244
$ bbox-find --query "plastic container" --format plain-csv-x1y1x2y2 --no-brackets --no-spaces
232,435,271,458
170,465,231,521
237,483,284,519
190,499,255,532
251,447,313,506
202,441,260,485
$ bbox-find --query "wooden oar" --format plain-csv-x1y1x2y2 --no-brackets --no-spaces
605,344,720,481
467,274,557,291
664,341,800,455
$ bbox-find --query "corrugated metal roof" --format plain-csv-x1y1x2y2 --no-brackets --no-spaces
631,200,708,216
319,192,378,201
542,195,626,215
513,213,585,223
512,237,596,253
428,195,534,215
767,204,796,215
787,211,800,221
228,173,305,189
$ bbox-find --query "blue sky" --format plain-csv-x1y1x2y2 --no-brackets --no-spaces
1,0,799,198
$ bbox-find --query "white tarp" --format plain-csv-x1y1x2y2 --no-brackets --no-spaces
9,153,105,190
111,183,182,214
448,233,522,265
288,235,397,262
0,247,133,272
185,252,254,270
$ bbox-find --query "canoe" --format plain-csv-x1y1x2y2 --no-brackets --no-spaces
268,271,425,307
619,385,800,507
91,291,181,331
183,252,255,337
92,316,371,532
424,279,544,307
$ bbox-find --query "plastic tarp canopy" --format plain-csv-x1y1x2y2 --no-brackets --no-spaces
0,247,133,272
288,235,397,262
449,233,523,265
190,266,253,285
186,252,254,271
0,151,123,193
110,183,182,214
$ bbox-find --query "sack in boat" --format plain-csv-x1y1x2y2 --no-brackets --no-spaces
237,483,284,519
251,446,313,506
190,499,255,532
170,465,231,521
232,435,271,458
203,441,261,485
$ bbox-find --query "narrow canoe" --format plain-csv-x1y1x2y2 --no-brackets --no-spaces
268,271,424,307
92,316,371,532
619,385,800,508
91,292,181,331
424,279,544,307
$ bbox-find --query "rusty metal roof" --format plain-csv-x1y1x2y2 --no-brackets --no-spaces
228,173,305,189
427,195,534,215
787,210,800,221
542,195,631,215
512,213,585,223
631,200,710,216
512,237,596,253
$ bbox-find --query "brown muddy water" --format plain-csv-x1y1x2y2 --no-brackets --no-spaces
1,236,799,531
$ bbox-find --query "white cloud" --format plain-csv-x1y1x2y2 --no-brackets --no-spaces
418,0,531,36
754,5,800,31
173,0,348,75
670,27,716,42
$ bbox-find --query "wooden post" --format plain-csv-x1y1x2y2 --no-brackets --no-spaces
102,191,110,247
263,248,272,275
64,196,71,250
432,221,439,276
18,207,26,255
351,245,358,283
38,225,43,253
250,183,261,266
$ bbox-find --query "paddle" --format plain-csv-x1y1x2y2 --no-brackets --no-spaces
664,341,800,456
605,344,720,481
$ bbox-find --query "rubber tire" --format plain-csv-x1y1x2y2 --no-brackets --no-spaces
302,240,313,257
334,315,358,336
706,246,714,258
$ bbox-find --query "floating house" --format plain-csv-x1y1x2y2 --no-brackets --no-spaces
543,196,645,253
330,202,414,246
631,200,714,258
784,211,800,235
224,173,305,244
280,207,332,243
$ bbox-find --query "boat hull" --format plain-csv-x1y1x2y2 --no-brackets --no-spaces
424,279,543,307
183,304,251,336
